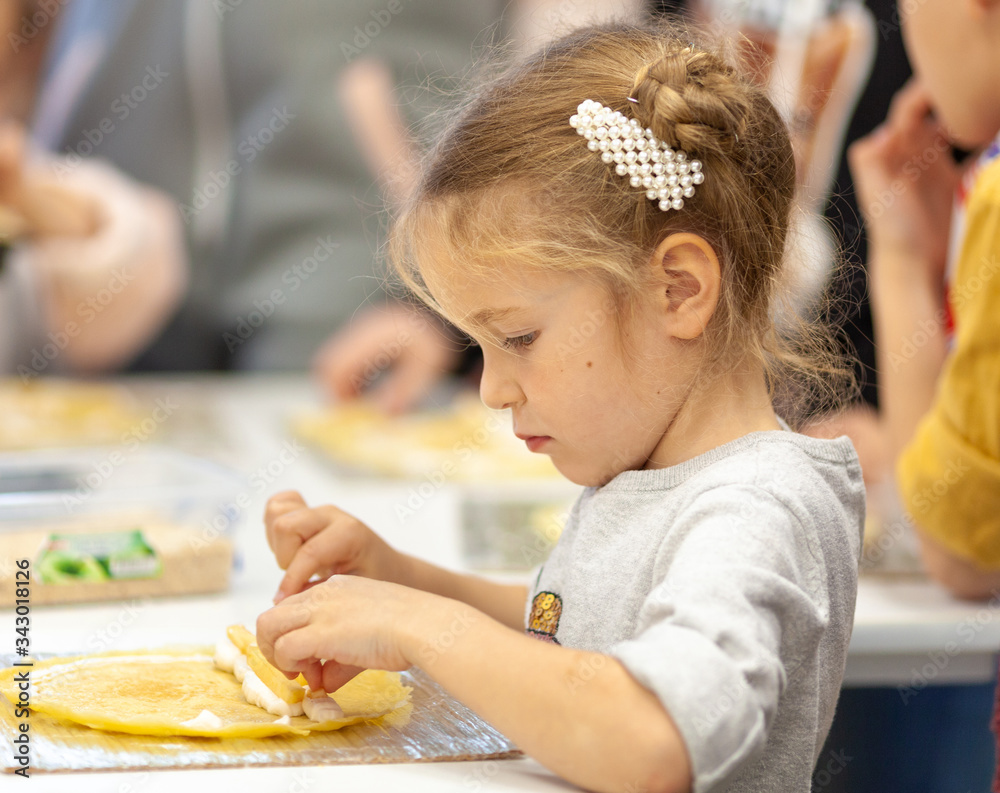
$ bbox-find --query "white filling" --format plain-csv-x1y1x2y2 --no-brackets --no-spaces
232,654,250,683
302,691,345,722
180,709,224,731
272,715,291,725
241,670,304,717
213,637,241,673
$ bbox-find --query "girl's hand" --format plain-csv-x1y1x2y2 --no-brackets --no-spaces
255,575,447,692
264,491,406,603
848,79,960,278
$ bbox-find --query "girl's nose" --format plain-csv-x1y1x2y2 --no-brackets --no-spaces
479,350,524,410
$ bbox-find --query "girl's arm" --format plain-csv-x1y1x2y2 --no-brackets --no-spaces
396,552,528,630
256,576,692,793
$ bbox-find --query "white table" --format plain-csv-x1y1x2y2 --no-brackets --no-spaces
9,374,1000,789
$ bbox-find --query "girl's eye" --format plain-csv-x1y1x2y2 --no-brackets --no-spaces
502,332,537,350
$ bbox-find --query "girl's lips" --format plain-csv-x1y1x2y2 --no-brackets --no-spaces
522,436,551,453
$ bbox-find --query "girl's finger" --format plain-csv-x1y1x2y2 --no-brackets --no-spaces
277,520,359,601
270,507,335,572
271,625,365,689
271,625,319,674
321,661,365,694
264,491,308,551
265,490,307,524
255,597,312,665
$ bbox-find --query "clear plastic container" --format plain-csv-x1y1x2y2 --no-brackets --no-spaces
0,446,243,604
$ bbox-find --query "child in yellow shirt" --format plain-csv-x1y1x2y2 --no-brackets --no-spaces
848,0,1000,599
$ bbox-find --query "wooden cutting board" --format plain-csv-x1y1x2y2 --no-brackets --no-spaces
0,656,520,773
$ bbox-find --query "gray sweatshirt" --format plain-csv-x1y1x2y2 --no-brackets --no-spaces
526,429,864,792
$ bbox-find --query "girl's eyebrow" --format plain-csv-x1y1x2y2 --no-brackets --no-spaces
469,307,523,326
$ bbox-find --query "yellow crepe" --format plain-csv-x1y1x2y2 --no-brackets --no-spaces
0,647,411,738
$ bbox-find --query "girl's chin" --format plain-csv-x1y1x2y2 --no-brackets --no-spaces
552,459,620,488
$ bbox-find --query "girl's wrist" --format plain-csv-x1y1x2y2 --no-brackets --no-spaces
397,592,480,671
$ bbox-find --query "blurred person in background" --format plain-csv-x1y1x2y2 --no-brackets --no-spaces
0,0,187,376
821,0,1000,788
14,0,499,378
846,0,1000,602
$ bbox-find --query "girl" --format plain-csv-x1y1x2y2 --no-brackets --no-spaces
256,20,865,793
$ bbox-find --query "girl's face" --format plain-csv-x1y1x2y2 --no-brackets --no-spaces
422,263,695,487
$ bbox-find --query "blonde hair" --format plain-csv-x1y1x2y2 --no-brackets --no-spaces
391,19,852,425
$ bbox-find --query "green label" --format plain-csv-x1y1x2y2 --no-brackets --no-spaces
37,530,161,584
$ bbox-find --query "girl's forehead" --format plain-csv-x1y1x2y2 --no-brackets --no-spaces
420,256,594,332
422,257,556,309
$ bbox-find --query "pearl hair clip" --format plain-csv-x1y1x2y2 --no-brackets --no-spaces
569,99,704,212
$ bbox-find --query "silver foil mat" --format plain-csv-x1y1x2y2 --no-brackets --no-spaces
0,655,520,773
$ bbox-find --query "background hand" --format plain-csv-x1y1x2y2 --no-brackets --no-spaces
848,78,960,277
0,122,98,240
312,302,464,414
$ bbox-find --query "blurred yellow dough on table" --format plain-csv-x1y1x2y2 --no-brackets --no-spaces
0,648,411,738
0,378,143,449
293,397,559,480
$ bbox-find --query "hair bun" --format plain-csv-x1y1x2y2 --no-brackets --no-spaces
629,47,749,158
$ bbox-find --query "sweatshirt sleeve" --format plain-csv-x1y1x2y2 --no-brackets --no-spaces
897,161,1000,568
611,484,830,792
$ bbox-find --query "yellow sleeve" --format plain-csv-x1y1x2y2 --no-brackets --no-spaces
896,159,1000,568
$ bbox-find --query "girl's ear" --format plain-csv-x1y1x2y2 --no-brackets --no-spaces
648,232,721,340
